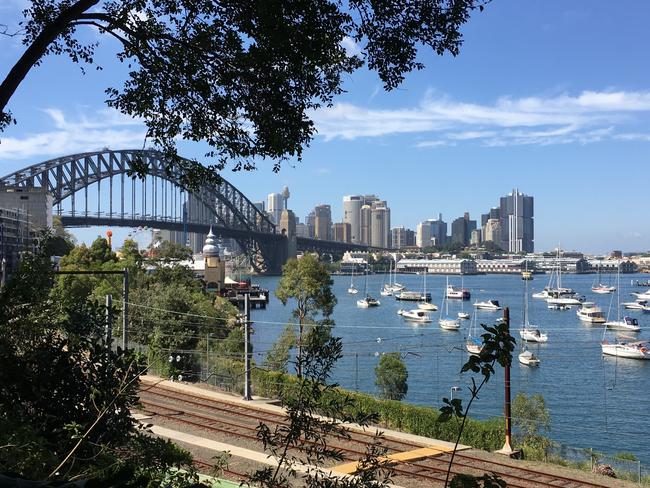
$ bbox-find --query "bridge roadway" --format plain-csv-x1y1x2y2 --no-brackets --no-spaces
61,215,385,257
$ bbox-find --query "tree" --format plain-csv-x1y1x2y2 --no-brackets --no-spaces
374,352,408,401
0,233,202,484
264,325,297,373
512,392,551,459
276,254,336,377
1,0,489,184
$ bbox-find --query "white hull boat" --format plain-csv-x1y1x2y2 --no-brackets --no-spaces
348,287,358,295
357,296,380,308
632,289,650,301
576,302,606,323
519,328,548,343
622,300,647,310
380,287,392,297
439,317,461,330
602,341,650,360
399,309,432,323
518,349,540,366
473,300,501,311
603,316,641,332
446,284,471,300
418,302,438,311
458,312,471,320
592,285,616,294
547,296,583,306
547,303,570,310
466,337,483,355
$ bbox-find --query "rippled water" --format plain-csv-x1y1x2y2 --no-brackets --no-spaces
251,272,650,462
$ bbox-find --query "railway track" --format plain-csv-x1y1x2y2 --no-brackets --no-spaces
138,384,614,488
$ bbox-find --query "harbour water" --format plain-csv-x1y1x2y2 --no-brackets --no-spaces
251,272,650,463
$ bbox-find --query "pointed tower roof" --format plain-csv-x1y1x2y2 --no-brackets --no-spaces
202,226,219,256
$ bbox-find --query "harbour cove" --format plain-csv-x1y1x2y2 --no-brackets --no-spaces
251,272,650,464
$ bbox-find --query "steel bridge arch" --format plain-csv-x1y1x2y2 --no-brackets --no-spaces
0,149,276,235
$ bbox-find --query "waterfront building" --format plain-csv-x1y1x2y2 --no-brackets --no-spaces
475,258,527,274
371,205,390,248
343,195,363,244
587,259,637,274
267,192,284,226
528,255,589,273
396,258,477,275
451,212,476,247
333,222,352,243
499,189,534,253
314,204,332,240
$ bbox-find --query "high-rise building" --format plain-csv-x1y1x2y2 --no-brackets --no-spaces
305,210,316,238
391,226,415,249
451,212,476,247
360,204,372,245
332,222,352,243
416,214,447,248
371,205,390,248
470,228,482,247
314,204,332,240
342,195,363,244
267,192,284,226
295,222,309,238
482,218,501,246
499,189,534,253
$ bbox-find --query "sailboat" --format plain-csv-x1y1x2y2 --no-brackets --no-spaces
603,265,641,332
347,268,358,295
592,262,616,294
357,271,380,308
533,247,581,302
457,275,470,319
602,308,649,360
519,276,548,343
380,259,393,296
418,269,438,311
466,312,483,354
518,347,541,366
439,277,461,330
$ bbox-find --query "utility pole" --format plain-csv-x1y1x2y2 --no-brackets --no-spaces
105,294,113,346
243,293,252,401
122,268,129,350
498,306,515,456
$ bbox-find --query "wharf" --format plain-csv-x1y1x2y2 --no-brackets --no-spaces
220,285,270,310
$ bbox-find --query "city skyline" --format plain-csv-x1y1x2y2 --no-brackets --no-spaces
1,2,649,253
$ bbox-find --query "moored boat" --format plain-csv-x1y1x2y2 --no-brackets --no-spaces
399,309,432,323
576,302,606,324
473,299,501,311
518,349,540,366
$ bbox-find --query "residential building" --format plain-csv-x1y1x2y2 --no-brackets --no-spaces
0,207,34,280
499,189,534,253
0,187,53,230
391,226,415,249
342,195,363,244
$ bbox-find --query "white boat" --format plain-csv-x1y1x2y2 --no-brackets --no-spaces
383,256,405,292
576,302,606,324
395,290,430,301
547,303,570,310
533,248,579,300
546,296,584,306
357,272,380,308
446,283,471,300
601,341,650,360
399,309,432,323
603,266,640,332
519,276,548,343
357,296,380,308
518,349,540,366
466,312,483,354
348,269,358,294
622,300,647,310
592,263,616,294
473,299,501,311
631,289,650,301
380,285,392,297
458,312,470,320
439,277,461,330
417,269,437,311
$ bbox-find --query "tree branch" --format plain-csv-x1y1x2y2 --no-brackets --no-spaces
0,0,101,116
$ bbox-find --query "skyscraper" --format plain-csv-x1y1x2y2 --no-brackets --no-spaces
499,189,534,253
314,204,332,240
416,214,447,248
342,195,363,244
267,192,284,226
451,212,476,247
391,226,415,249
360,204,372,245
371,205,390,248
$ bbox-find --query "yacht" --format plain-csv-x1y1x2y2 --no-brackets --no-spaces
602,340,650,360
518,349,540,366
398,309,432,323
576,302,606,324
446,284,471,300
439,277,461,330
357,296,380,308
592,284,616,294
466,312,483,354
547,303,570,310
458,311,471,320
418,302,438,311
546,295,584,306
622,300,647,310
604,316,641,332
380,285,393,297
632,289,650,301
473,299,501,311
395,290,431,301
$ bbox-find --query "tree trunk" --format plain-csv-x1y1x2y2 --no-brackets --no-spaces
0,0,100,115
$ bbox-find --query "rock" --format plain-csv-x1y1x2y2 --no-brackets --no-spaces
592,464,616,478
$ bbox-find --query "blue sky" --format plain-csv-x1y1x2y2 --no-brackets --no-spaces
1,1,649,253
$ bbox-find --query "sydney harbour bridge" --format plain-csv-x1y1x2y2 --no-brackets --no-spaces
0,149,381,273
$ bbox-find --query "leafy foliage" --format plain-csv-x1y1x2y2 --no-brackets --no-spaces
0,233,200,484
264,324,297,373
374,352,408,401
512,392,551,459
248,327,394,488
2,0,489,185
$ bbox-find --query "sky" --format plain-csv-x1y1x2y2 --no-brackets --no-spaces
0,1,649,253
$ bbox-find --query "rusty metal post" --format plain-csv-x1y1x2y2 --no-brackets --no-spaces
502,306,513,453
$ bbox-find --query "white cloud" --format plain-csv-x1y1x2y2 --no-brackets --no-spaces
340,36,361,57
312,89,650,147
0,108,146,160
